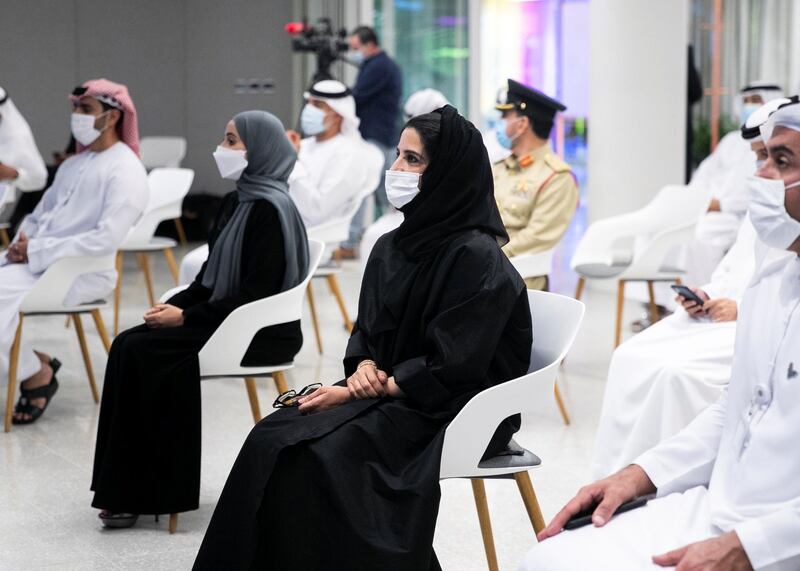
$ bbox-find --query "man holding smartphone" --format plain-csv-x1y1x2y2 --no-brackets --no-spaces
521,100,800,571
590,100,789,481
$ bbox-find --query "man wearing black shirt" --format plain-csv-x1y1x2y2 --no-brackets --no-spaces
339,25,402,259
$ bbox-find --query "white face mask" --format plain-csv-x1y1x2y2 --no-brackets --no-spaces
385,170,421,209
748,175,800,249
300,104,326,136
71,112,107,146
213,145,248,181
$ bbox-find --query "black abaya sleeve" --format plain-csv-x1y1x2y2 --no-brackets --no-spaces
180,201,287,328
392,244,531,410
343,321,373,376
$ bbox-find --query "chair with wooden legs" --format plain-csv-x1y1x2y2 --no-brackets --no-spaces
4,254,114,432
305,210,368,354
114,168,194,334
157,240,324,534
439,290,584,570
139,137,189,245
509,249,572,426
570,185,708,348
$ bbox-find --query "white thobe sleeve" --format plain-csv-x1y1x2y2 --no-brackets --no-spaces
735,503,800,570
633,389,728,496
17,179,61,239
288,150,357,225
13,148,48,192
702,220,757,301
25,163,147,274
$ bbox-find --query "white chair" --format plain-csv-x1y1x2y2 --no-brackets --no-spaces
5,254,115,432
570,185,708,347
439,290,584,571
158,240,324,534
305,185,378,354
509,248,572,426
139,137,190,244
114,168,194,334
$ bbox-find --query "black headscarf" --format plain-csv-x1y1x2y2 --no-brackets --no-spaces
202,110,309,300
393,105,508,259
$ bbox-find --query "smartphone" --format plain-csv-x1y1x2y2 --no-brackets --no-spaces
670,284,705,306
563,494,655,531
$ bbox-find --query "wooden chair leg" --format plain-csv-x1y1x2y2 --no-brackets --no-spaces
574,276,585,300
163,248,179,284
136,253,156,307
169,513,178,534
470,479,499,571
0,227,10,248
244,377,262,424
114,251,123,336
91,309,112,354
614,280,626,348
646,280,659,325
514,471,546,535
326,274,353,332
306,284,323,354
5,317,24,433
554,381,571,426
272,370,289,395
73,314,100,403
173,218,188,246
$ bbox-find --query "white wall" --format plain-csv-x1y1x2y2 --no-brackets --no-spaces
0,0,295,195
588,0,689,222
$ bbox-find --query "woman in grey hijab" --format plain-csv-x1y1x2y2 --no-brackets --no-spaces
91,110,309,529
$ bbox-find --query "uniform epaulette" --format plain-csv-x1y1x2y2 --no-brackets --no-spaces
543,153,571,173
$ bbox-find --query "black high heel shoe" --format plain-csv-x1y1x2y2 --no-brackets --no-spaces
98,511,139,529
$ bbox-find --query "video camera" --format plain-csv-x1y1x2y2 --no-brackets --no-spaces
285,18,350,82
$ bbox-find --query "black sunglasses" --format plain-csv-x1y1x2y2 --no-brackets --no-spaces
273,383,322,408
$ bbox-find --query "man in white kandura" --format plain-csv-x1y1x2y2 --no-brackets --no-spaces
521,97,800,571
684,82,784,285
591,98,791,479
178,79,382,282
0,86,48,245
1,79,148,425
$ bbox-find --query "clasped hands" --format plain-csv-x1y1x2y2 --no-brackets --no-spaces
296,359,403,414
143,304,184,328
5,231,28,263
538,465,753,570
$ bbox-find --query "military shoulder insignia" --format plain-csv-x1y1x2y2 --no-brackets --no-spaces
544,153,571,173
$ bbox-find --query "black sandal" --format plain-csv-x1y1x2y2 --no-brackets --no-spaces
99,511,139,529
12,359,61,425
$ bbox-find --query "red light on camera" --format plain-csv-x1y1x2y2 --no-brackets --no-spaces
284,22,306,34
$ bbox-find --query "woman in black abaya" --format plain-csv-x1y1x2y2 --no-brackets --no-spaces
193,106,532,570
91,111,309,527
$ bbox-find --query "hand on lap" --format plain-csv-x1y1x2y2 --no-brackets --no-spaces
347,360,389,399
537,464,656,541
652,531,753,570
143,304,184,328
297,386,351,414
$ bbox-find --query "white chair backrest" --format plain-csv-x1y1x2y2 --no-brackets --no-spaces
20,254,116,313
510,248,556,280
123,168,194,248
439,290,585,479
139,136,187,169
198,240,325,376
570,185,707,274
619,220,696,279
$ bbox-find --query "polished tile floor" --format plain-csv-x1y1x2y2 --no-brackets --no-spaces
0,244,647,570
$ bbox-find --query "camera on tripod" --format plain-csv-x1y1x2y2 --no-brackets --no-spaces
285,18,350,82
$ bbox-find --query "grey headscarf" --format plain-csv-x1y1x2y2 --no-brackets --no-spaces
202,110,309,300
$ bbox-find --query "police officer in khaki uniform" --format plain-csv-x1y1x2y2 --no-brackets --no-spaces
493,79,578,290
